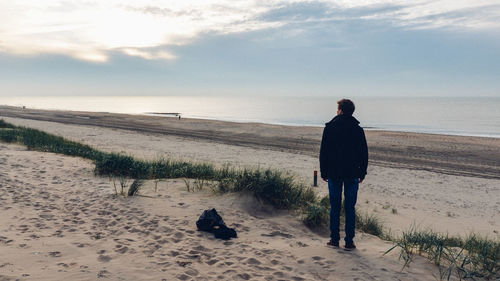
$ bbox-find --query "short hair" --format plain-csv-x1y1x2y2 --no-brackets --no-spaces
337,99,355,116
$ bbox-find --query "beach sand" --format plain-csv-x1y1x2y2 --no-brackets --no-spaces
0,142,435,280
1,107,499,280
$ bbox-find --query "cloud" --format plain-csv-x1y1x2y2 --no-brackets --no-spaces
0,0,279,62
0,0,498,63
357,1,500,30
121,48,176,60
261,1,500,30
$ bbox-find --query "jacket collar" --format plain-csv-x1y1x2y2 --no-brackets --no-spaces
326,114,360,126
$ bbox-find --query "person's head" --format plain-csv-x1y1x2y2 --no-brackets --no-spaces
337,99,355,116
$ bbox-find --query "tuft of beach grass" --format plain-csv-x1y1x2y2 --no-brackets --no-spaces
385,227,500,280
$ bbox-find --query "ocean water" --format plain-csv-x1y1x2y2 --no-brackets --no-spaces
1,96,499,138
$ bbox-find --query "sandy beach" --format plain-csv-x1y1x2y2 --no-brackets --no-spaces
1,106,499,280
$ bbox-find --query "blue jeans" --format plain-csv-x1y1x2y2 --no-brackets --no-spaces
328,178,359,244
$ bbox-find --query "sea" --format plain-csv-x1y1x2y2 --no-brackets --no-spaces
1,96,499,138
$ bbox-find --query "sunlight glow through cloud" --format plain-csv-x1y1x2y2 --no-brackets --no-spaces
0,0,498,62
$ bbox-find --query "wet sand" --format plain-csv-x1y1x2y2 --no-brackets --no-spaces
1,105,499,179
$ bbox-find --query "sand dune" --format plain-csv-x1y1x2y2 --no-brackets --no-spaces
0,143,436,280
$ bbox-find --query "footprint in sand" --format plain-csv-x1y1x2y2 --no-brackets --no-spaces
79,265,89,272
296,241,308,247
174,232,184,239
237,273,252,280
73,242,88,248
56,262,71,268
176,261,192,267
17,225,29,233
282,266,293,271
97,255,112,262
206,259,218,265
273,271,285,278
184,268,199,277
261,231,294,239
48,251,62,257
193,245,208,252
169,250,181,257
115,245,128,254
0,236,14,245
176,274,190,280
246,257,261,265
97,269,111,278
232,223,250,232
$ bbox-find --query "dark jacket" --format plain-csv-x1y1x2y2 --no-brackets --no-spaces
319,114,368,180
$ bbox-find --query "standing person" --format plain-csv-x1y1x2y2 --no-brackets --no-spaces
319,99,368,250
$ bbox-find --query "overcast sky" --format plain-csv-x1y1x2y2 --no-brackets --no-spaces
1,0,499,97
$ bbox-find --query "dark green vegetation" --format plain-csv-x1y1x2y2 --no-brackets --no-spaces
303,195,385,238
386,228,500,280
0,119,15,129
0,120,315,210
1,119,498,279
0,119,17,142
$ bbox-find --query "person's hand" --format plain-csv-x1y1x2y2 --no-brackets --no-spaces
322,178,328,182
359,178,364,183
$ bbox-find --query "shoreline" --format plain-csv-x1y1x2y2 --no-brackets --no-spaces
3,103,500,139
3,104,499,139
1,105,499,180
159,114,500,139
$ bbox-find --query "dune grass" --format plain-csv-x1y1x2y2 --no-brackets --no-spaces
0,120,315,209
303,195,330,227
0,119,15,129
303,194,385,238
1,119,498,279
386,228,500,280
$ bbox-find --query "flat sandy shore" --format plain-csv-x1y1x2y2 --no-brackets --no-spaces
1,106,499,280
1,105,499,179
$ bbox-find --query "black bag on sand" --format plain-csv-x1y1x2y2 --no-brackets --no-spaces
196,208,237,240
214,225,237,240
196,208,226,232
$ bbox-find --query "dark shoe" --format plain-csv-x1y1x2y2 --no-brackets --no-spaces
344,243,356,251
327,240,339,247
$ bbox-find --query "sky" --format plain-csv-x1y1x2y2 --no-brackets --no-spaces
0,0,499,97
